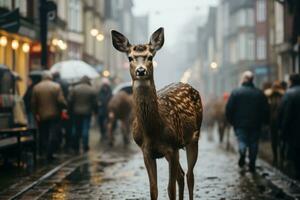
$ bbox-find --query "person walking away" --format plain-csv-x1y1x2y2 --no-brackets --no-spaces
264,81,285,166
23,77,36,128
53,72,72,151
279,74,300,178
226,71,269,172
98,78,112,141
68,76,97,153
31,71,67,160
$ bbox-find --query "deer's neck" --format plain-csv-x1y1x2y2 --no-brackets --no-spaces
133,79,162,135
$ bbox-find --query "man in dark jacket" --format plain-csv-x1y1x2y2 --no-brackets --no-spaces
68,76,97,153
279,74,300,178
226,71,269,172
98,79,112,141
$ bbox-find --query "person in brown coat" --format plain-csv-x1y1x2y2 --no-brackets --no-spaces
31,71,67,160
68,76,97,153
265,81,285,166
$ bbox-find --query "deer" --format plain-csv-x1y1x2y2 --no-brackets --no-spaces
106,91,133,146
111,27,203,200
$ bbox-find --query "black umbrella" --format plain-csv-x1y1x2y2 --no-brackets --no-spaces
29,70,44,84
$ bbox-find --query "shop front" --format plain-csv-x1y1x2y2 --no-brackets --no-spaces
0,29,33,96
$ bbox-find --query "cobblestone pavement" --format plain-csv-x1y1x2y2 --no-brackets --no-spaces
1,128,299,200
39,133,296,200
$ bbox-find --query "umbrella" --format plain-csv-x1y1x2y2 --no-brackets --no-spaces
50,60,100,82
29,70,44,84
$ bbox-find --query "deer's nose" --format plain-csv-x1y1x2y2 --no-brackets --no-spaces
136,67,147,76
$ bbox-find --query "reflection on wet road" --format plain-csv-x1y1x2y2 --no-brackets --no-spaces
41,134,293,200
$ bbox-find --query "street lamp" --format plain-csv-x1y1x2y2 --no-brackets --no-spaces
210,62,218,70
102,70,110,77
96,33,104,41
11,40,19,50
90,28,99,37
52,38,59,46
0,36,7,47
22,43,30,53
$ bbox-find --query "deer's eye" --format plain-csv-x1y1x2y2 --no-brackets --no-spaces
128,57,133,62
148,56,153,61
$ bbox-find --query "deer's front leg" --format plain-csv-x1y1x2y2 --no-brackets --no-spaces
166,150,179,200
143,151,158,200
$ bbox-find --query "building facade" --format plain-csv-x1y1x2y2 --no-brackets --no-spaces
0,0,39,95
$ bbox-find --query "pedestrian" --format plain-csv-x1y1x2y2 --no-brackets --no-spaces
52,72,72,151
265,81,285,166
23,77,35,128
68,76,97,153
278,74,300,178
97,78,112,141
226,71,269,172
31,71,67,160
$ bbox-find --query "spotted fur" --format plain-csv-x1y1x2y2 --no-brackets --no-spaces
112,27,203,200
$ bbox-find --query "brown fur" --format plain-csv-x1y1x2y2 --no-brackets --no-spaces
132,82,202,155
112,28,203,200
107,91,133,146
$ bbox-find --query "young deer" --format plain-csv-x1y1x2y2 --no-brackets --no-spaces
111,27,203,200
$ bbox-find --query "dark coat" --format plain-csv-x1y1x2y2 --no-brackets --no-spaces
279,85,300,147
226,82,269,130
98,84,112,117
68,81,97,116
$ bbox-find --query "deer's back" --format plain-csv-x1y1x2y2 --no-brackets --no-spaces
157,82,203,145
108,91,133,120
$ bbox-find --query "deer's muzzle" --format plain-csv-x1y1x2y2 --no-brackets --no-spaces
136,67,147,77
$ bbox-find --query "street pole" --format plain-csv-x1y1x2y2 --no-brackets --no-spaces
40,0,48,69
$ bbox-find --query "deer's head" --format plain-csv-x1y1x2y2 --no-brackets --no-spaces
111,28,164,82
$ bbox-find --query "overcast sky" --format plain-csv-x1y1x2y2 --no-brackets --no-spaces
133,0,218,47
132,0,219,88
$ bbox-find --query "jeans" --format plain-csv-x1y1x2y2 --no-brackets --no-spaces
98,114,107,138
73,115,91,151
38,118,60,158
234,128,260,165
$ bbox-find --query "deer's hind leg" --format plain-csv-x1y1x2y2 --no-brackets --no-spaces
186,131,199,200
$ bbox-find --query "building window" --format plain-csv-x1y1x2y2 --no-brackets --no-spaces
256,37,266,60
68,0,82,32
0,0,12,9
238,33,246,60
247,8,254,26
257,0,266,22
247,33,255,60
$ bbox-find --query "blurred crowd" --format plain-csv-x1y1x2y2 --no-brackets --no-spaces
23,71,133,161
204,72,300,177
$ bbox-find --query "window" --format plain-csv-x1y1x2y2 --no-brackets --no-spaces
238,10,246,27
0,0,12,9
68,0,81,32
257,0,266,22
239,33,246,60
256,37,266,60
246,8,254,26
237,33,255,61
247,33,255,60
18,0,27,16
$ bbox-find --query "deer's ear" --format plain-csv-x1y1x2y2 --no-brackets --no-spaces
111,30,131,53
149,27,164,51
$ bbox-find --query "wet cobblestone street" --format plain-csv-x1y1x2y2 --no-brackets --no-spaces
1,129,299,200
39,133,297,200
